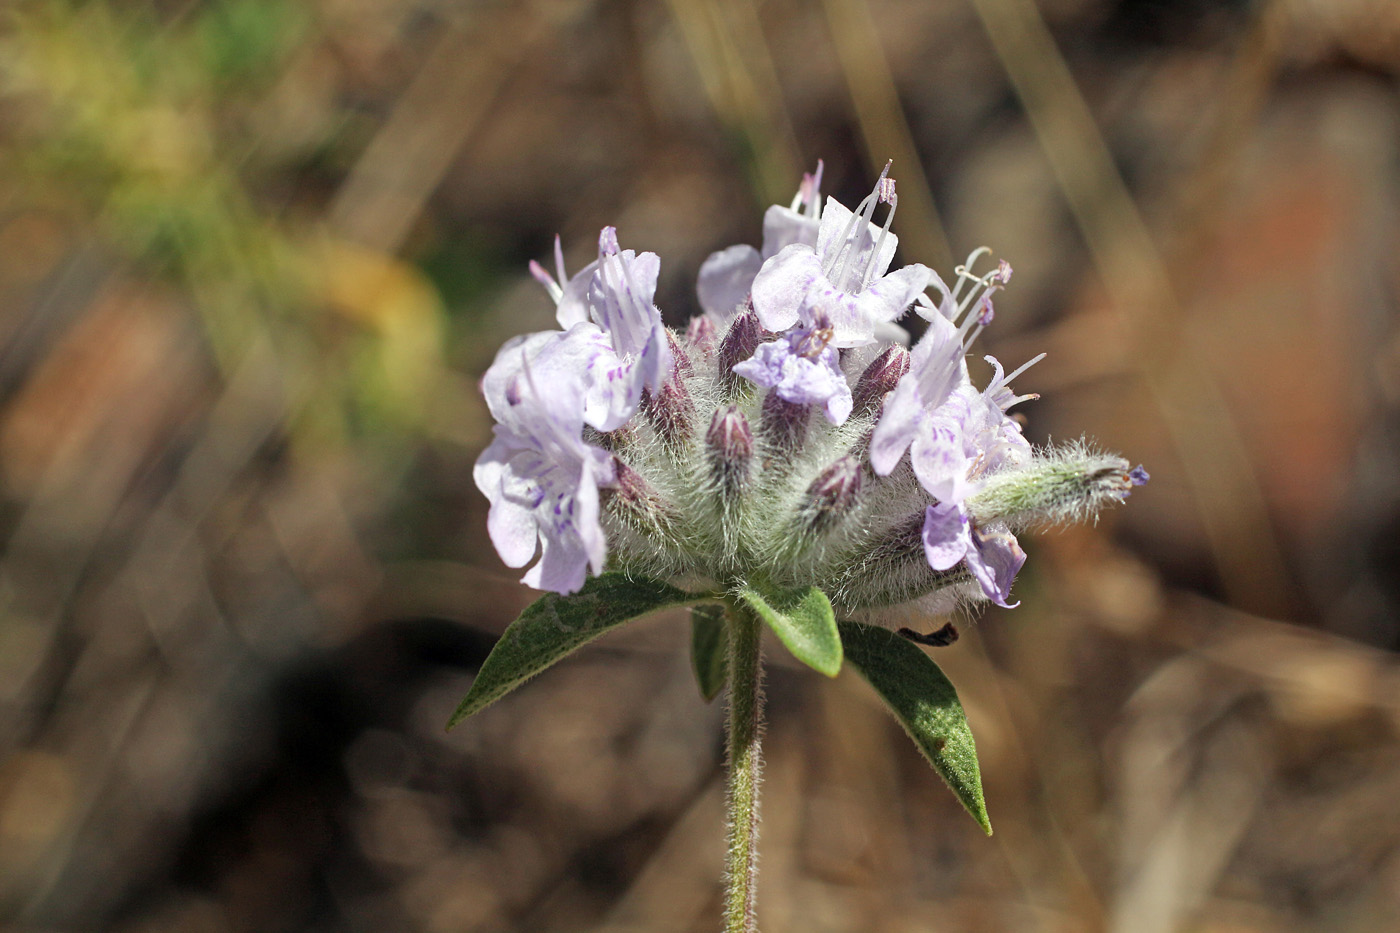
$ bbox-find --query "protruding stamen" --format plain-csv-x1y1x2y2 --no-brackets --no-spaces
852,344,910,417
553,234,568,285
1002,352,1045,386
599,226,620,256
949,247,991,304
805,159,825,219
862,178,898,290
832,161,892,292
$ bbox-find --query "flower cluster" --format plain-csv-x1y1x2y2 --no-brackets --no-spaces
475,162,1146,615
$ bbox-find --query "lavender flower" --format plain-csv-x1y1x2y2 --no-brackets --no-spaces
732,316,853,425
528,227,672,431
750,163,931,348
921,501,1026,608
474,334,616,594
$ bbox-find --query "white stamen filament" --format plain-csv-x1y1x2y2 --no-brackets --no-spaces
861,190,898,291
832,161,891,292
1003,352,1046,386
553,235,567,286
949,247,991,303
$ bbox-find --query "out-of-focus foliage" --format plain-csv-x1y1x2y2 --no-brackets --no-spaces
1,0,1400,930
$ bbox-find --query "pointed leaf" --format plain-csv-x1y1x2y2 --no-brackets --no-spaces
839,622,991,834
690,604,728,702
738,585,842,677
448,573,700,728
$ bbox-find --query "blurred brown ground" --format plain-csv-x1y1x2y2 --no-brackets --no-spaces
2,0,1400,930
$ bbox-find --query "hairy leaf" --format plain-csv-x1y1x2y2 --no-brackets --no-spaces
738,585,841,677
690,604,729,701
448,573,700,728
839,622,991,834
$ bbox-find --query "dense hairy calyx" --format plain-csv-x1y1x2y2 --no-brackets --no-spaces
597,316,1117,614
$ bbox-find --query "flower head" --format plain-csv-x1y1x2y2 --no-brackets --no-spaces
476,163,1144,609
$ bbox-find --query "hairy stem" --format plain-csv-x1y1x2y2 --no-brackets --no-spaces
723,599,765,933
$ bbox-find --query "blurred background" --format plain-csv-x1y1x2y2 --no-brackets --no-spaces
1,0,1399,930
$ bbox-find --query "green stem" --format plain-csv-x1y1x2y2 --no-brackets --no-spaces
723,600,765,933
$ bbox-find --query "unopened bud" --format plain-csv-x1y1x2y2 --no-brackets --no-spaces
718,310,765,395
851,344,910,417
706,405,753,495
759,393,809,458
685,314,717,351
610,458,672,536
666,328,693,376
967,448,1145,529
643,379,695,451
802,456,863,534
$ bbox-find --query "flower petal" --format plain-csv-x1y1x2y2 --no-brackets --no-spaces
922,501,971,571
868,377,921,475
750,243,823,334
761,204,820,259
966,526,1026,608
856,263,931,326
697,244,762,325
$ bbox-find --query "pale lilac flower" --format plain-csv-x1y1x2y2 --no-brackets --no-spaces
733,317,853,424
871,253,1040,504
922,501,1026,608
530,227,673,432
474,335,616,594
696,162,825,327
750,164,931,348
869,312,969,486
696,244,762,326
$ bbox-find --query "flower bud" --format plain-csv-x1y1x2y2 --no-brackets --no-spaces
609,458,672,537
851,344,910,417
706,405,753,495
685,314,717,352
718,310,765,395
967,448,1146,530
759,392,808,458
801,456,863,534
643,379,695,451
666,328,693,376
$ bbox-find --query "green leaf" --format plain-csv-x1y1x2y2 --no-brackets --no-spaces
690,604,729,701
448,573,700,728
839,622,991,835
738,585,842,677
